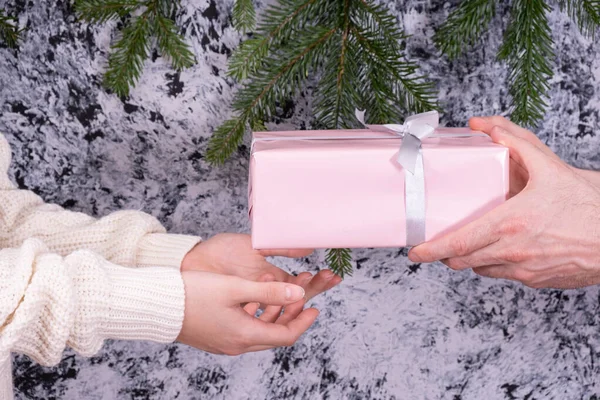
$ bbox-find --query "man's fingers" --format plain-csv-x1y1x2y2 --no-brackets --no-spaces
486,126,555,183
259,249,314,258
469,116,557,159
409,206,505,262
472,264,535,284
231,279,305,305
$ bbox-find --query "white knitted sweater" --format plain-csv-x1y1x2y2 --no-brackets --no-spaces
0,135,202,399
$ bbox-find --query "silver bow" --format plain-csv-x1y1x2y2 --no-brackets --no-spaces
355,109,439,175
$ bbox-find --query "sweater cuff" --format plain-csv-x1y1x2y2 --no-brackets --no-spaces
136,233,202,269
102,265,185,343
0,353,12,400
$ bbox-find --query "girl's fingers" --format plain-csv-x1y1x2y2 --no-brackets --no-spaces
259,305,283,323
303,270,341,301
243,302,260,316
245,308,320,347
276,299,306,325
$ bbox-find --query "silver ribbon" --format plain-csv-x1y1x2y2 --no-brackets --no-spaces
355,109,438,246
252,111,486,246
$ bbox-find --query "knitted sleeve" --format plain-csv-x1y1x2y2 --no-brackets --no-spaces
0,238,185,400
0,135,201,269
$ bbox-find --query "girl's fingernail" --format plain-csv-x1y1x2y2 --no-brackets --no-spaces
322,270,334,280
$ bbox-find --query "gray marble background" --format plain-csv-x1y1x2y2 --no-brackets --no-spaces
1,0,600,399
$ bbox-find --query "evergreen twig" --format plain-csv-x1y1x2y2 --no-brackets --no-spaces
498,0,554,126
73,0,140,23
325,248,353,278
433,0,496,60
103,10,153,97
233,0,256,33
0,9,21,48
559,0,600,37
75,0,194,97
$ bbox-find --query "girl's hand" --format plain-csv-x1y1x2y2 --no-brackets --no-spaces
178,271,318,355
181,233,341,301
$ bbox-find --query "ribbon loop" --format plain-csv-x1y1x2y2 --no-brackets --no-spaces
355,109,439,174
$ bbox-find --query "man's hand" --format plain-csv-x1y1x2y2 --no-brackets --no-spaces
181,233,341,300
178,271,318,355
408,116,600,289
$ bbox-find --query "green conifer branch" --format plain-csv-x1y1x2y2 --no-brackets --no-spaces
228,0,323,81
103,10,153,97
498,0,554,127
434,0,496,60
75,0,194,97
74,0,140,23
0,9,21,48
559,0,600,37
154,12,195,70
232,0,256,34
325,248,353,278
206,25,336,164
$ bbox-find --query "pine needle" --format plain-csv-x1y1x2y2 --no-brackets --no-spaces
233,0,256,34
0,9,21,48
559,0,600,37
103,11,153,97
434,0,496,60
326,248,353,278
206,25,336,164
75,0,194,97
154,13,195,70
498,0,554,127
74,0,140,23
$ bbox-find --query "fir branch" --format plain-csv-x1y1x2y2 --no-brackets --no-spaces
207,26,335,164
0,9,21,48
103,11,153,97
314,0,360,129
74,0,141,23
154,12,195,70
354,0,408,54
559,0,600,37
233,0,256,33
228,0,324,81
498,0,554,126
351,26,437,114
77,0,194,97
206,117,250,164
433,0,496,60
326,248,353,278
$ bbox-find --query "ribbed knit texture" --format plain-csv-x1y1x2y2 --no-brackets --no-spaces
0,354,11,400
0,134,201,398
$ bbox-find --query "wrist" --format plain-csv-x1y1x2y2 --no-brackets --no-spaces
181,241,211,272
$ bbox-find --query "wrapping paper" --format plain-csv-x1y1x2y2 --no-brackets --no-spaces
249,127,509,249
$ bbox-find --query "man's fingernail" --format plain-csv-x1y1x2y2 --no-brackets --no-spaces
409,252,422,262
286,285,305,300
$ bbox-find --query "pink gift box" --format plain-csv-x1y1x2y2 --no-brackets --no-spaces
248,127,509,249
